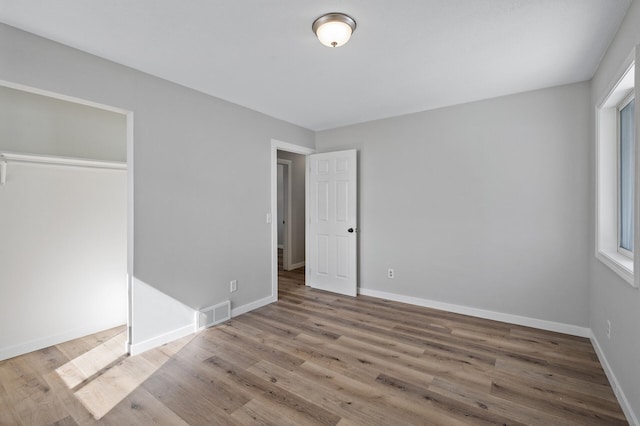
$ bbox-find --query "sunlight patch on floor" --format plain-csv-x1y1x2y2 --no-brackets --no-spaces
56,332,195,420
55,331,127,389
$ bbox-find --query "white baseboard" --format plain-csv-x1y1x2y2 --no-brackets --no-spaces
0,319,126,361
591,332,638,426
129,295,278,357
288,261,305,270
358,288,591,338
231,295,277,318
129,324,194,356
359,288,637,424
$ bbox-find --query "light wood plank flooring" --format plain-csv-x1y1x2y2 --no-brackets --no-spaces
0,256,628,425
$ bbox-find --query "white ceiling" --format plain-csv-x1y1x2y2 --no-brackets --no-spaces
0,0,633,131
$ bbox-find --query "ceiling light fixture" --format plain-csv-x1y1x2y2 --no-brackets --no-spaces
312,13,356,48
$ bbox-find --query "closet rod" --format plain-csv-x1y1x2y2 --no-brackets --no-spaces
0,152,126,185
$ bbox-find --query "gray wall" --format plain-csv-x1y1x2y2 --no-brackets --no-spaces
0,24,314,345
589,0,640,420
277,150,306,266
316,81,591,327
0,85,126,161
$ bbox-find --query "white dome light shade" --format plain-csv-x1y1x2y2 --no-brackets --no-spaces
312,13,356,48
316,21,352,47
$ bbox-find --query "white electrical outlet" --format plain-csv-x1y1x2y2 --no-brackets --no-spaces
387,268,394,279
230,280,238,293
606,320,611,339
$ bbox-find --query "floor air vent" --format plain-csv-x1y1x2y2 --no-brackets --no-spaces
196,300,231,331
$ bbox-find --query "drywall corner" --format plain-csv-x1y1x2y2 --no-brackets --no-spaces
130,277,195,356
591,331,639,426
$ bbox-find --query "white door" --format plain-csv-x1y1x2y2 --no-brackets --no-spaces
306,149,357,296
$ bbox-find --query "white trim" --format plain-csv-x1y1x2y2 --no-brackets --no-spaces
0,79,130,115
596,51,636,109
0,152,126,168
358,288,591,337
0,319,126,361
126,111,134,354
289,261,305,270
270,139,314,302
129,324,194,356
0,152,126,185
596,56,637,288
273,140,315,155
278,158,293,271
596,251,634,285
617,246,634,259
591,332,639,426
305,156,309,287
635,46,640,289
231,295,276,318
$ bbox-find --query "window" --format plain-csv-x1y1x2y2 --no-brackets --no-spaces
596,61,636,287
619,96,635,256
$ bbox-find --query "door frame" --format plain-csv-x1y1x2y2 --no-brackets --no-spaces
277,159,293,271
270,139,314,301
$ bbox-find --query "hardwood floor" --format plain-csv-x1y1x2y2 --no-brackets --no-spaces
0,255,628,425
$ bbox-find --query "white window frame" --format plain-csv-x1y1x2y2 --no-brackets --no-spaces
596,59,636,287
617,93,635,259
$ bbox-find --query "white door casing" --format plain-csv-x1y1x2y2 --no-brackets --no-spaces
270,140,314,302
277,159,293,270
306,149,357,297
277,164,285,247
